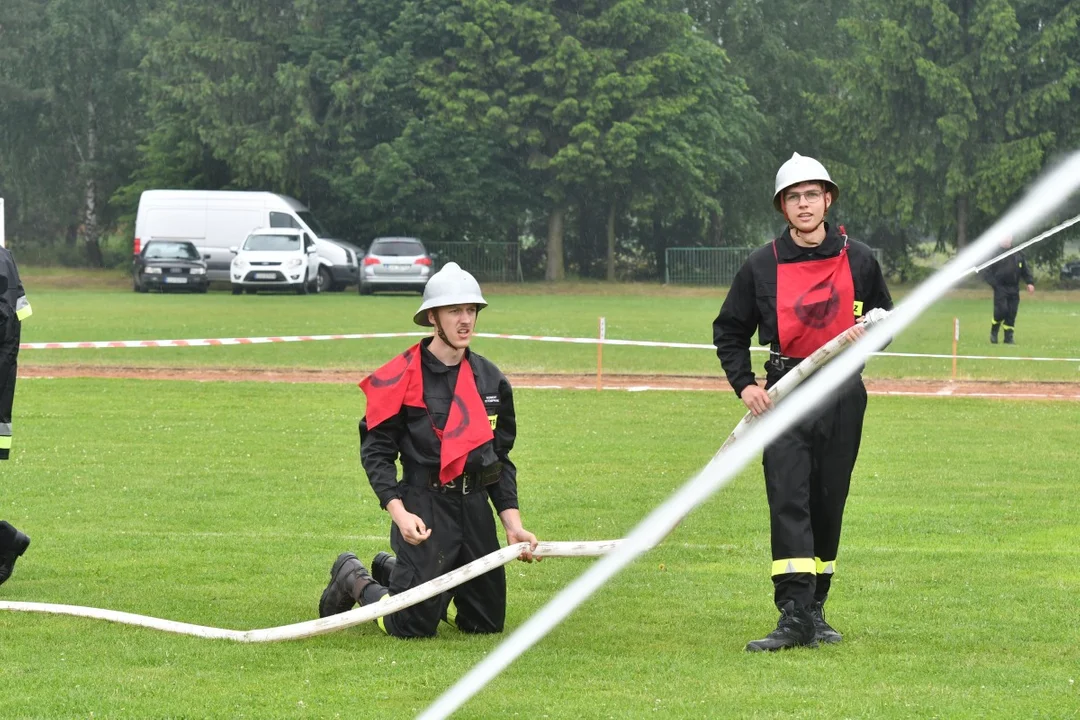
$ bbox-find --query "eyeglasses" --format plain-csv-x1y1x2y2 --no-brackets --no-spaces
783,190,824,205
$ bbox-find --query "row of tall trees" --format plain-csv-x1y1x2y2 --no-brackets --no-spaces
1,0,1078,277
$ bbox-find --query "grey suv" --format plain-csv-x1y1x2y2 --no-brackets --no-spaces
359,237,433,295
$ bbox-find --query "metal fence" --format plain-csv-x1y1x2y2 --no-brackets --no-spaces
665,246,883,286
426,242,523,283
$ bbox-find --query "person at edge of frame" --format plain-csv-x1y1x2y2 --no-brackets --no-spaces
0,244,33,587
318,261,539,637
712,153,893,652
979,235,1035,344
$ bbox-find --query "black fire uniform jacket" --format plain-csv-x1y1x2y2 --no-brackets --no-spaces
981,252,1034,296
359,337,518,637
713,224,893,394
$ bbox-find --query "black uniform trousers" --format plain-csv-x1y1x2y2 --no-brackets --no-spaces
762,374,867,609
0,322,21,460
992,288,1020,329
379,476,506,638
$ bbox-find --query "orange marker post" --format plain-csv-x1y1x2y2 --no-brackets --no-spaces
951,317,959,380
597,316,605,391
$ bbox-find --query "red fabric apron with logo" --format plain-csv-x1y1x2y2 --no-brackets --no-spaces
359,344,493,485
774,240,856,358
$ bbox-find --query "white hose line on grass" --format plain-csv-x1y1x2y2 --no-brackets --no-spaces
0,540,618,642
418,152,1080,720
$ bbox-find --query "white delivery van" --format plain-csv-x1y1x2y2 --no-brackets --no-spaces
133,190,360,290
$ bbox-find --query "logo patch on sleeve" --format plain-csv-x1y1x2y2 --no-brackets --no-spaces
484,394,499,403
853,300,864,317
488,414,498,430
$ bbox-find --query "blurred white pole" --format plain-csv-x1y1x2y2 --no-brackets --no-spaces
1,197,6,248
418,150,1080,720
968,212,1080,276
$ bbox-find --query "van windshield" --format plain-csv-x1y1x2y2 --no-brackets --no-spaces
297,211,329,237
243,234,301,252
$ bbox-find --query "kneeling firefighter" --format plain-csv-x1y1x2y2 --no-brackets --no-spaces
319,262,539,637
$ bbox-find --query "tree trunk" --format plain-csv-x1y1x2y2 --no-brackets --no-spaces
709,209,723,246
545,205,565,281
956,194,968,249
606,201,616,281
81,99,104,267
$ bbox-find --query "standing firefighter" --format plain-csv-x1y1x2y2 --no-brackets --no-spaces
981,236,1035,344
712,153,893,651
319,262,539,638
0,245,33,586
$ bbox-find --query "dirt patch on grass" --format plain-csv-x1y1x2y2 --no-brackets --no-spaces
19,364,1080,400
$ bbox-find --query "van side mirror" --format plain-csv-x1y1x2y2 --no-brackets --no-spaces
229,246,238,254
203,254,211,260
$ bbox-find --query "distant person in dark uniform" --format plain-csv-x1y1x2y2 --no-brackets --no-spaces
981,236,1034,344
318,262,538,638
0,245,33,586
713,153,893,652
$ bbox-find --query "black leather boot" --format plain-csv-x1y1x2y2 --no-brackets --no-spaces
810,600,843,644
745,601,818,652
318,552,374,618
372,551,397,588
0,521,30,586
1004,329,1014,344
990,324,999,344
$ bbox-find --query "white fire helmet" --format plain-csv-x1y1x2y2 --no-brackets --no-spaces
413,262,488,326
773,152,840,212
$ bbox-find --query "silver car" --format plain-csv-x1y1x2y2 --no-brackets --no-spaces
359,237,432,295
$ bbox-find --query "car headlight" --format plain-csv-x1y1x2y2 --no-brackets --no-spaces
233,259,247,269
144,267,162,275
190,267,206,275
287,257,304,268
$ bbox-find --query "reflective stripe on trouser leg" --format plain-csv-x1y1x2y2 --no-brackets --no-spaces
815,558,836,575
443,598,459,629
771,558,816,576
375,594,392,635
0,422,10,460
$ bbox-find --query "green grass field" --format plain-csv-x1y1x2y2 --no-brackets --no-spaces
1,276,1078,718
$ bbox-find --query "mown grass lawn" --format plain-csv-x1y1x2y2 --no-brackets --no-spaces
0,379,1076,718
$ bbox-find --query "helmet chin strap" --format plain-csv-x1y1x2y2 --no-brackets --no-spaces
433,314,461,351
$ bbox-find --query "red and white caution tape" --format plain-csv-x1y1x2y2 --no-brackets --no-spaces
18,332,429,350
20,331,1080,363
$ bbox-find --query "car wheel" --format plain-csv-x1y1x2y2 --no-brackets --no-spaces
296,281,309,295
231,284,243,295
359,281,373,296
317,266,332,294
134,277,148,293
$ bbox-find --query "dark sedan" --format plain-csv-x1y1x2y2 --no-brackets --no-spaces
133,240,210,293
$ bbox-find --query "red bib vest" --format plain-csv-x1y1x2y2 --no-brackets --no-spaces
774,240,856,358
359,344,493,485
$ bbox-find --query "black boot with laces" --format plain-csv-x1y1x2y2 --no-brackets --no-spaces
810,600,843,644
745,601,818,652
318,552,374,618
